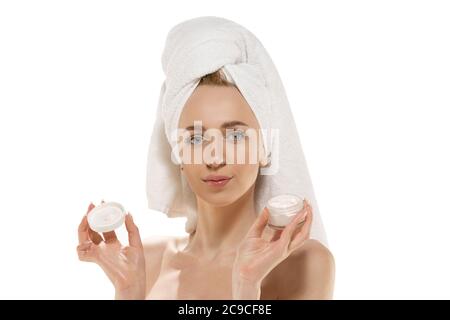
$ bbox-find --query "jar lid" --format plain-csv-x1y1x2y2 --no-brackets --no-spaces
87,201,126,233
267,194,304,216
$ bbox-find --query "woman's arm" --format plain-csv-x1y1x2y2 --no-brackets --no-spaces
232,239,335,300
77,203,146,300
231,200,335,300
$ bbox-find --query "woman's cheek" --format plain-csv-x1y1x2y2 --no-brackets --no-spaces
234,167,258,191
182,168,202,192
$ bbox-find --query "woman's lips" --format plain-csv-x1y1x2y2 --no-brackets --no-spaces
202,175,233,187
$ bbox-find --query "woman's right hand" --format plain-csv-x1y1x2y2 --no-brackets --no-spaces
77,202,146,299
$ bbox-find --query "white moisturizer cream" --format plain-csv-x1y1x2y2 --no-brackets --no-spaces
87,201,126,233
267,194,305,229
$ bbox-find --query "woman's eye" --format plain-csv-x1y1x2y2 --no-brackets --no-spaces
185,130,246,145
186,134,204,145
226,130,246,142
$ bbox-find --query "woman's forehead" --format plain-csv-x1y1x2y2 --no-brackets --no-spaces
178,85,260,128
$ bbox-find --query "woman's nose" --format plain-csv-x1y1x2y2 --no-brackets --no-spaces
205,154,225,169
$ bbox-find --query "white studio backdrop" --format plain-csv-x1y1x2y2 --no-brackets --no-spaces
0,0,449,299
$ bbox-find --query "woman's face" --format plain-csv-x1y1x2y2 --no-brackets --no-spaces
177,84,265,207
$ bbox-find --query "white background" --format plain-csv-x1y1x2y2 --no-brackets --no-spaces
0,0,449,299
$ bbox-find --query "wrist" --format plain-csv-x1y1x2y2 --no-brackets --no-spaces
232,276,262,300
114,283,146,300
232,264,262,300
232,261,263,285
114,288,145,300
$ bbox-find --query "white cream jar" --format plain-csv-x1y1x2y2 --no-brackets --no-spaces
267,194,305,229
87,201,126,233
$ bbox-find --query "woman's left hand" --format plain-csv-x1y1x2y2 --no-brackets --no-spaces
232,199,313,286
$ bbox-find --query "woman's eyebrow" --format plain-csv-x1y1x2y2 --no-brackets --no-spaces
184,120,249,131
184,124,206,131
220,120,249,128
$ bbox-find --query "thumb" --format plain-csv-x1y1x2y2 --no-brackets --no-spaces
125,213,143,249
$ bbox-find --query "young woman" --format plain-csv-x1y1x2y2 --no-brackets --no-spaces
77,69,335,300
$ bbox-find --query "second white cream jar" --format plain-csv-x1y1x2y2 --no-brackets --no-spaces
267,194,306,229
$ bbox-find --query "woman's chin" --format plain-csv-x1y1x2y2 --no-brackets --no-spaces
199,192,239,207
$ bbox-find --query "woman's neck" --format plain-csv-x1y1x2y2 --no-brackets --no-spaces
184,186,258,262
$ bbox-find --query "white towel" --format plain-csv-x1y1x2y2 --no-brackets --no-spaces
146,16,328,248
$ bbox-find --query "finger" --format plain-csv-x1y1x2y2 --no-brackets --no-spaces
125,213,143,249
102,231,118,243
288,202,314,252
78,203,95,244
77,240,98,262
279,199,308,245
246,207,270,238
78,215,89,244
83,202,104,244
88,227,104,245
269,228,283,242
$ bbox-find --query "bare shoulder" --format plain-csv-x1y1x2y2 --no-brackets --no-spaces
274,239,336,300
141,235,183,292
142,235,174,257
292,239,335,267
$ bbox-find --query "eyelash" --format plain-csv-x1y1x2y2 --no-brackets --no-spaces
185,129,247,145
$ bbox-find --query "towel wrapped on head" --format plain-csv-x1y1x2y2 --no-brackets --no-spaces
146,16,328,248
